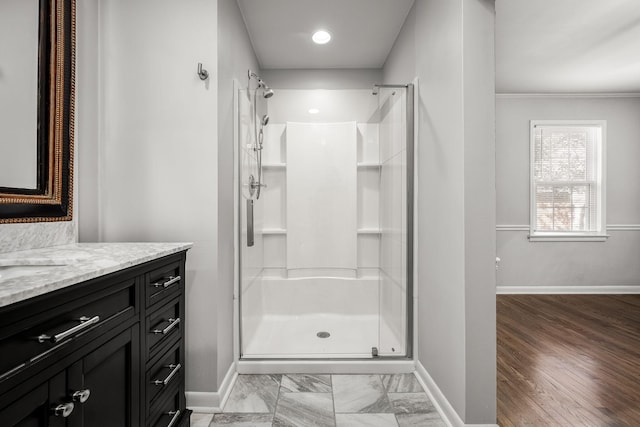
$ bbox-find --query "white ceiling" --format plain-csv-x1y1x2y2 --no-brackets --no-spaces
496,0,640,93
236,0,415,69
237,0,640,93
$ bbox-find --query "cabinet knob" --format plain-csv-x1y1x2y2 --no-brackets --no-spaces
52,402,74,417
72,388,91,403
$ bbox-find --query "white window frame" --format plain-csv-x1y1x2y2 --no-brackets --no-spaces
529,120,608,242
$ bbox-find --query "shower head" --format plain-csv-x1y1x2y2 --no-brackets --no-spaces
261,115,270,126
249,71,275,98
257,79,274,98
263,86,274,98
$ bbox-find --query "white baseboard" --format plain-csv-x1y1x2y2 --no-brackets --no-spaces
413,362,456,427
497,285,640,294
218,361,238,410
185,391,219,414
414,361,498,427
187,362,238,413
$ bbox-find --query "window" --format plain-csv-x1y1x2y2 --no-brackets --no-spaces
529,120,607,241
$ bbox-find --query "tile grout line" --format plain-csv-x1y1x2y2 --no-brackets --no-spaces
272,374,283,427
330,374,337,427
383,374,403,427
381,374,401,427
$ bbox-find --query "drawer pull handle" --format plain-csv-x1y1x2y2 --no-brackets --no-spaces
72,388,91,403
52,402,74,417
166,409,181,427
37,316,100,343
151,275,181,288
153,363,182,386
152,317,180,335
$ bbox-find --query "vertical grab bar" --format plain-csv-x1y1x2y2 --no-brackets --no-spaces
247,199,254,247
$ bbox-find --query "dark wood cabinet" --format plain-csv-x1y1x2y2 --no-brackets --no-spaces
67,325,140,427
0,374,64,427
0,251,190,427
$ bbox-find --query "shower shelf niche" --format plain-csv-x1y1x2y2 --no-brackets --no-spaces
263,228,287,235
357,228,382,235
357,163,382,168
263,163,286,169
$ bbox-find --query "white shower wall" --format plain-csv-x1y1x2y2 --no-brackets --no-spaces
259,90,381,277
286,122,358,275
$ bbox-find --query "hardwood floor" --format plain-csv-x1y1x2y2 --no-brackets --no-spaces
497,295,640,427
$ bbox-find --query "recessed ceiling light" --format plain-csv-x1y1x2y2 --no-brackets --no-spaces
308,108,320,114
312,30,331,45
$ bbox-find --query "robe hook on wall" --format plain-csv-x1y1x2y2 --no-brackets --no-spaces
197,63,209,80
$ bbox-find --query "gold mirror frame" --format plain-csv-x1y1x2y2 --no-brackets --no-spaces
0,0,75,224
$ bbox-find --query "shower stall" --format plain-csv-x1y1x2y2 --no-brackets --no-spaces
236,74,414,361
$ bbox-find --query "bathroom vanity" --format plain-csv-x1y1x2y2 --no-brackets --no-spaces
0,243,192,426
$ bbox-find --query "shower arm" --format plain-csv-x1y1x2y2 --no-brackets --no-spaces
248,70,266,88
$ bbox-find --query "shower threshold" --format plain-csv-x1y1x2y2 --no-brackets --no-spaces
236,359,415,375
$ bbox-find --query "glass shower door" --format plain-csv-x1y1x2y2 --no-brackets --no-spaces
376,84,413,357
238,84,413,359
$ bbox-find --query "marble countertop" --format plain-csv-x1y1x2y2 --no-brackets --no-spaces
0,242,192,308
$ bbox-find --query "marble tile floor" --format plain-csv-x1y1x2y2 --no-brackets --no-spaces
195,373,446,427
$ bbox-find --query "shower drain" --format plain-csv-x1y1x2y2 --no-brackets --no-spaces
316,331,330,339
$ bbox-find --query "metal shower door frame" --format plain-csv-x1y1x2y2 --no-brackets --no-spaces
236,83,416,361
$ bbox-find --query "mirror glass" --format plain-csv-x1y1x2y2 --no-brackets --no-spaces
0,0,74,224
0,0,39,189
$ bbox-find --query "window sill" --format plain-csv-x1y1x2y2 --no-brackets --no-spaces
528,233,610,242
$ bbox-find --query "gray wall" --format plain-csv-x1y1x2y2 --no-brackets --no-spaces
84,0,260,396
77,0,100,243
383,0,496,423
217,0,261,388
462,0,497,420
89,0,219,395
497,96,640,289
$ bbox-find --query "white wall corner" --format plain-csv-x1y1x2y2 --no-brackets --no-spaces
414,361,498,427
187,362,237,413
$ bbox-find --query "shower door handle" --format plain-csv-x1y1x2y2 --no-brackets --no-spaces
247,199,254,247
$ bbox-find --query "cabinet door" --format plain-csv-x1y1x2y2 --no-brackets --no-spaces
67,326,140,427
0,372,67,427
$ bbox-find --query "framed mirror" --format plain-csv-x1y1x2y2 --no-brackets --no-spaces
0,0,75,224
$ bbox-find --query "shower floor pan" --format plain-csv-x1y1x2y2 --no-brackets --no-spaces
242,313,404,358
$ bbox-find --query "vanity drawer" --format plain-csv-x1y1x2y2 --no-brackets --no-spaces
0,277,137,382
146,298,182,360
146,261,182,308
146,342,183,409
149,385,187,427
